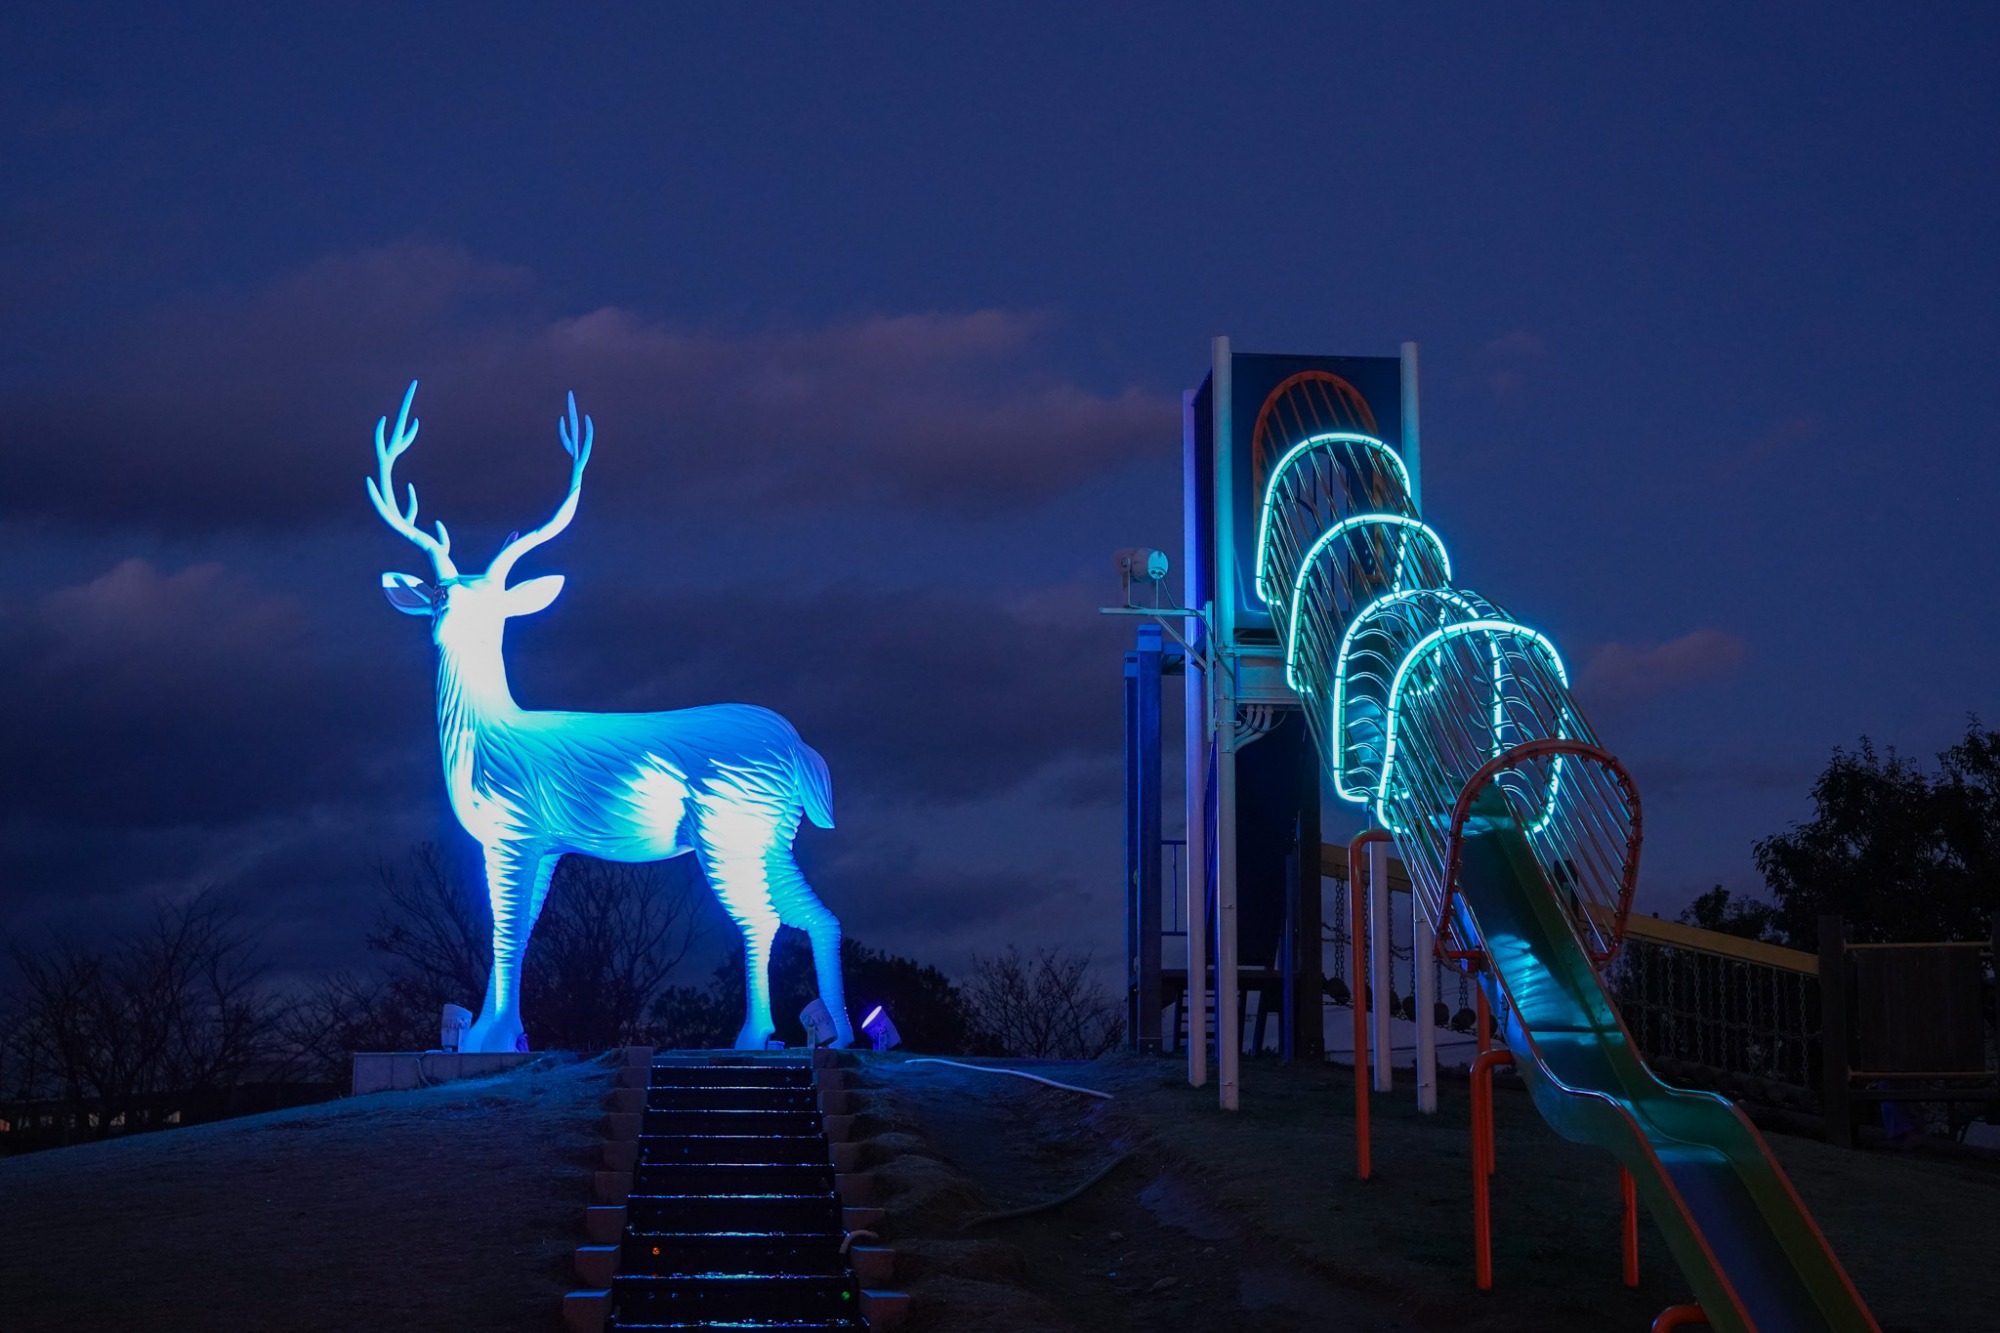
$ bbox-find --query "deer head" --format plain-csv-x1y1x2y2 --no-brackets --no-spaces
368,380,593,650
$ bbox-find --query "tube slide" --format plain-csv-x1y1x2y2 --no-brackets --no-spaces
1249,399,1879,1331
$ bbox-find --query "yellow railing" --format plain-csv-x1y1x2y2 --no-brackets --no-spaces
1319,843,1817,974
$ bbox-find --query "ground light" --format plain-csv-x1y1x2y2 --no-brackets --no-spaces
860,1006,901,1052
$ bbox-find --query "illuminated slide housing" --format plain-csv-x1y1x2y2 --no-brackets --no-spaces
1249,360,1877,1331
366,382,853,1054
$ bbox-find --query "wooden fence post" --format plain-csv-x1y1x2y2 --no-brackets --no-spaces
1819,914,1851,1147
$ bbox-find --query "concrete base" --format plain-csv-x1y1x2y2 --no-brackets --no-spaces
349,1051,537,1096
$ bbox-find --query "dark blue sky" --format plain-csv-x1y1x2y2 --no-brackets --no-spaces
3,5,1996,977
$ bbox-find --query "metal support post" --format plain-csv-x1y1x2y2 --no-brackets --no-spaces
1349,828,1392,1179
1399,340,1423,512
1184,675,1209,1087
1124,650,1140,1050
1180,387,1208,1089
1124,625,1163,1053
1368,836,1393,1093
1212,336,1239,1112
1216,686,1240,1110
1414,895,1438,1112
1471,1047,1515,1289
1289,736,1324,1062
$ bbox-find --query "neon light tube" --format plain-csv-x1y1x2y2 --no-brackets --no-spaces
1254,432,1413,602
1284,514,1452,689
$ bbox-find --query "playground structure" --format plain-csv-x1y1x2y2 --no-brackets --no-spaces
1120,341,1892,1331
367,382,853,1055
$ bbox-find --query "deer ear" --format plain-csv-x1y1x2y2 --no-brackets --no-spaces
502,574,564,617
381,572,437,615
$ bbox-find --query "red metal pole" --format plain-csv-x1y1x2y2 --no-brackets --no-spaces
1622,1166,1639,1287
1652,1305,1707,1331
1349,829,1391,1181
1469,1048,1514,1289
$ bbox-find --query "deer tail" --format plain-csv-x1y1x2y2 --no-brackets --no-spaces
796,742,835,829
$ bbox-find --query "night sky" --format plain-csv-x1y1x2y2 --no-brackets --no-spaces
3,5,1996,984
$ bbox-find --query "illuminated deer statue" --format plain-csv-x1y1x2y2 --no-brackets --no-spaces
367,381,853,1053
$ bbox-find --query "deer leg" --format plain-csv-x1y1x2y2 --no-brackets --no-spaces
468,844,557,1054
733,913,779,1050
698,842,782,1050
771,852,854,1047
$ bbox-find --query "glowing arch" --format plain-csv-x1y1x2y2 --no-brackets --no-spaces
1248,370,1378,507
1254,432,1415,602
1284,514,1452,689
1328,587,1494,804
1374,618,1569,822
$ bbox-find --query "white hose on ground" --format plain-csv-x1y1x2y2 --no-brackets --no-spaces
899,1057,1113,1099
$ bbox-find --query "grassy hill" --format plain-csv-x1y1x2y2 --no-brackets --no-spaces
0,1054,611,1333
858,1053,1999,1333
0,1050,1990,1332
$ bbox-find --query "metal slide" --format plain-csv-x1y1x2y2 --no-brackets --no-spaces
1248,386,1878,1330
1454,791,1874,1332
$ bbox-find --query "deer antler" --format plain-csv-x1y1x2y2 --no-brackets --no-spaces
365,380,459,578
485,390,593,585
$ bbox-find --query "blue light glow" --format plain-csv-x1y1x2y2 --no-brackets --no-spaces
1327,588,1489,804
1373,619,1568,822
369,382,853,1052
1253,432,1413,601
1283,514,1451,689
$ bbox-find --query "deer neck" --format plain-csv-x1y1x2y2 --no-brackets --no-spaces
435,622,520,763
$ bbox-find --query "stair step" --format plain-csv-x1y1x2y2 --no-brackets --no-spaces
641,1108,822,1136
646,1085,818,1112
622,1233,848,1278
625,1192,841,1233
639,1134,826,1166
608,1312,860,1320
635,1162,836,1195
618,1054,859,1330
613,1272,860,1324
650,1054,813,1070
650,1065,812,1089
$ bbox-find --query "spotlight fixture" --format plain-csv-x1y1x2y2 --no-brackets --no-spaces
860,1005,902,1052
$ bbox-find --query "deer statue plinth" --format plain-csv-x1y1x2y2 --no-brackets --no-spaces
367,381,853,1052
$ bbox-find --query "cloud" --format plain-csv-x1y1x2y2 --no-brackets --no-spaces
1576,628,1748,704
0,241,1176,534
1466,328,1547,404
0,243,1177,976
0,547,1132,941
1712,415,1821,480
1482,329,1547,359
0,557,420,834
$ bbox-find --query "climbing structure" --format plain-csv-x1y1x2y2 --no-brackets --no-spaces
1258,412,1878,1332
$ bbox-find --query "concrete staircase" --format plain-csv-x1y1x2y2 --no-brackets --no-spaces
566,1047,906,1332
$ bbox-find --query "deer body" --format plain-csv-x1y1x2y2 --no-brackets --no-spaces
370,382,852,1053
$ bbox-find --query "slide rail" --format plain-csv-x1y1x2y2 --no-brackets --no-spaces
1442,738,1643,968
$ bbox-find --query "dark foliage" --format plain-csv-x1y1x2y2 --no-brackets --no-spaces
1676,886,1783,944
1754,720,2000,946
648,933,988,1054
293,843,705,1070
3,892,282,1140
962,945,1124,1059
